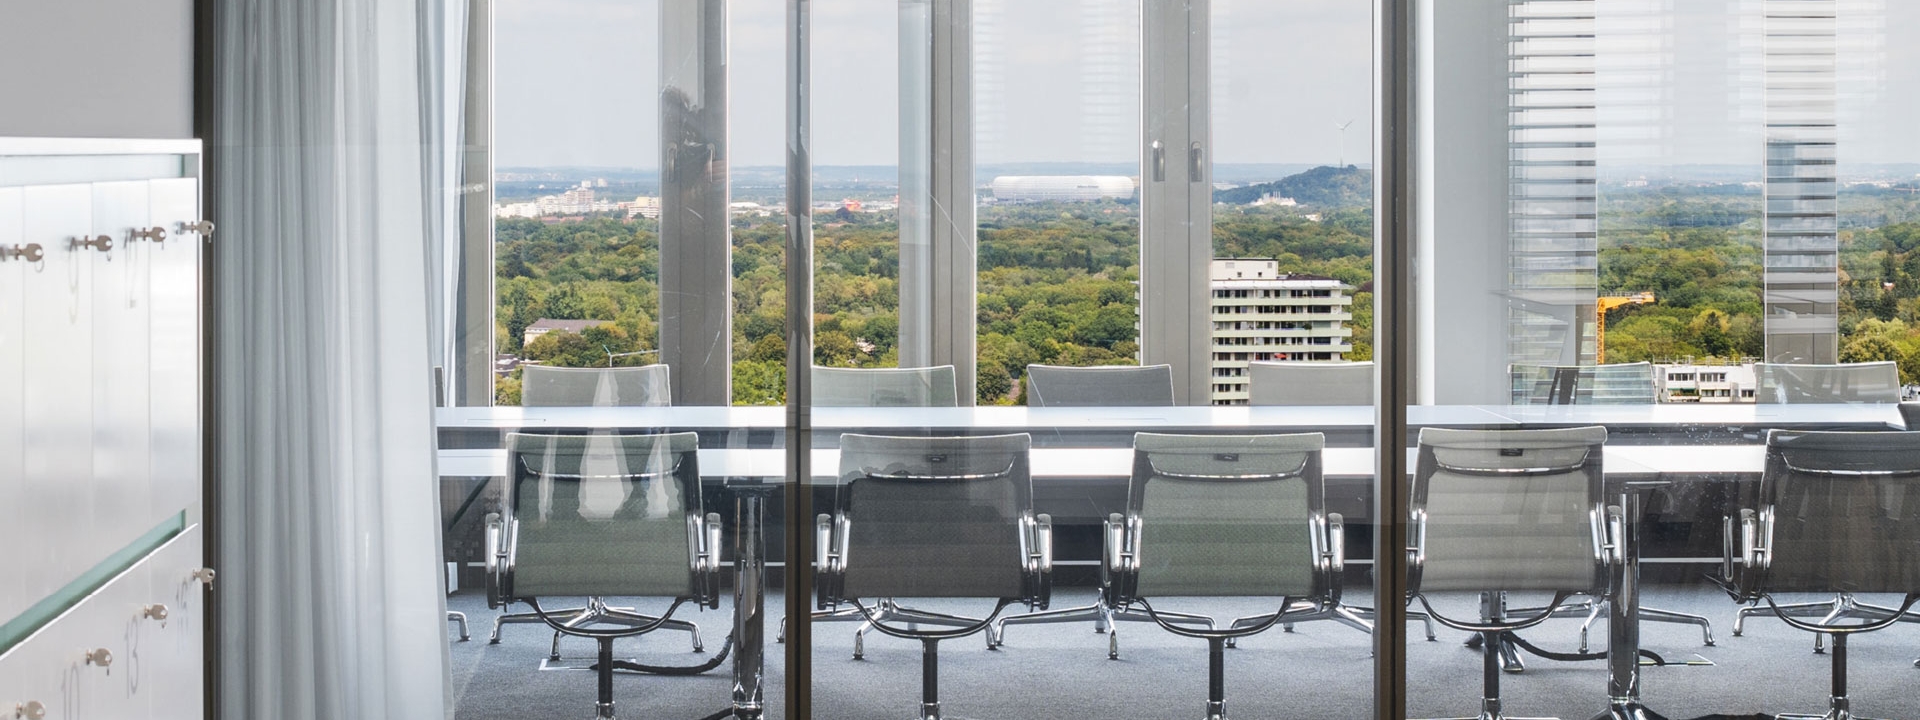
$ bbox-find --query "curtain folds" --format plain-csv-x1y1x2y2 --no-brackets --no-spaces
210,0,458,717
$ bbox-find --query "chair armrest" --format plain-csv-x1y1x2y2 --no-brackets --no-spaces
1602,504,1624,566
1740,507,1772,574
815,513,833,572
816,513,851,610
1721,513,1738,585
702,512,723,568
1104,513,1128,578
699,512,724,608
1406,507,1427,570
485,512,508,609
1327,512,1346,576
1020,513,1054,609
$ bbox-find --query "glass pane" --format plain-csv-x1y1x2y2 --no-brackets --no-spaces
489,0,664,407
449,2,786,717
975,0,1143,406
1206,1,1377,717
1412,2,1920,718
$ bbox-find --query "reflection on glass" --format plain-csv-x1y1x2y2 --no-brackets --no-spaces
1415,2,1920,718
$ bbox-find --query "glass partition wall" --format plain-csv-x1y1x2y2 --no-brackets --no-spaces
438,1,1920,718
1406,2,1920,720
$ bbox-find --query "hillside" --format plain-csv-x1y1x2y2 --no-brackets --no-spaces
1214,165,1372,207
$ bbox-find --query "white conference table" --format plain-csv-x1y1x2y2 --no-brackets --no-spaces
436,444,1767,481
436,403,1894,480
435,402,1903,434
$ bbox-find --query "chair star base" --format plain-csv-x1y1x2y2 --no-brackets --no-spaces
1732,592,1920,652
448,611,469,641
492,598,704,658
989,596,1217,659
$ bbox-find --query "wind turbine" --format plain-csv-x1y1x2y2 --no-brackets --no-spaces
1335,120,1355,168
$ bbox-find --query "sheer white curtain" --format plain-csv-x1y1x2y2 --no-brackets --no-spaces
209,0,457,717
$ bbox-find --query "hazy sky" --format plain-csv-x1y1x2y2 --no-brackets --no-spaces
493,0,1920,171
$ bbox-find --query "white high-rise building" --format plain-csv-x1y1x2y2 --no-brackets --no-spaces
1207,259,1355,405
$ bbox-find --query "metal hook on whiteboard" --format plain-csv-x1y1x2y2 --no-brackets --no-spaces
0,243,41,262
70,234,112,253
130,226,167,244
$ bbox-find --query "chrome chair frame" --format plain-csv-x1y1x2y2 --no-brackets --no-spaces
485,433,724,720
1241,359,1439,644
493,365,701,656
778,365,965,653
816,433,1052,720
1719,430,1920,720
992,363,1217,657
1407,427,1616,720
1106,432,1340,720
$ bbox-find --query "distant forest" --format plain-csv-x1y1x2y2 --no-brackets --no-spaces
493,165,1920,405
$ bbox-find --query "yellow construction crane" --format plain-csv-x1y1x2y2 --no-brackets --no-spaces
1596,292,1656,364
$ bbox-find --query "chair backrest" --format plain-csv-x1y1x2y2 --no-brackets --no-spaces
505,432,702,597
1509,362,1655,405
835,433,1032,599
1247,361,1374,406
1123,432,1328,599
1410,426,1608,595
1752,430,1920,595
521,364,672,407
812,365,958,407
1025,364,1175,407
1756,362,1900,404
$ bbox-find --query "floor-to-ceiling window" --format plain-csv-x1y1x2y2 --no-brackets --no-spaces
436,2,1920,718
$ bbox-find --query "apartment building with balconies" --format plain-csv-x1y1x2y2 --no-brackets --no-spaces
1208,259,1354,404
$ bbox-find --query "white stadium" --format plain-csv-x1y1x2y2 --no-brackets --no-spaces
989,175,1137,202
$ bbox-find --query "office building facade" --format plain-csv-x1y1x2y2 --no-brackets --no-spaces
1207,259,1354,404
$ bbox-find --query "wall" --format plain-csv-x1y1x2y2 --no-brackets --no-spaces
0,0,195,139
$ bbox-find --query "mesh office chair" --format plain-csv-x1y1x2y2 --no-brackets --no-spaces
492,364,701,654
1755,362,1900,404
990,364,1204,656
1720,430,1920,719
1509,362,1656,405
1246,359,1437,642
816,433,1052,720
485,432,724,720
1498,363,1709,662
521,363,672,407
1407,426,1615,720
1106,433,1341,720
1247,361,1374,406
781,365,961,650
1023,363,1175,407
813,365,959,407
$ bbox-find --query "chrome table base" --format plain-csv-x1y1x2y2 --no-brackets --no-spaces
1588,699,1668,720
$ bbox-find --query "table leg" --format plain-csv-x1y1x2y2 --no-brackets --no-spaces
732,489,767,719
1592,487,1669,720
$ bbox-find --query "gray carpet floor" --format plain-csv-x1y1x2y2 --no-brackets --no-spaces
448,579,1920,719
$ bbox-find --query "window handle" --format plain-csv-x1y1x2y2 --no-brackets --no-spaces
1189,142,1206,183
1150,140,1165,182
